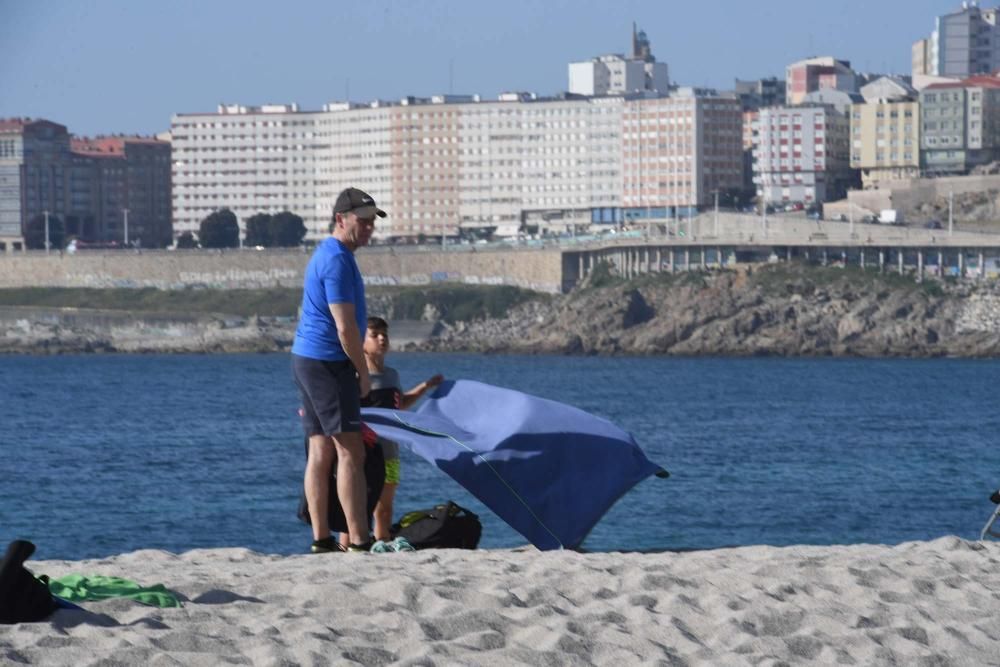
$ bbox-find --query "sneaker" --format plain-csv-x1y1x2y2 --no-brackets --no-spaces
390,536,416,552
370,540,393,553
310,537,340,554
345,541,374,553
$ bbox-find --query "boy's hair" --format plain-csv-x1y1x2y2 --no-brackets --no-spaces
367,316,389,332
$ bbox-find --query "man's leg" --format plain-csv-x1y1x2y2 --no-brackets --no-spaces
304,434,335,541
332,431,369,545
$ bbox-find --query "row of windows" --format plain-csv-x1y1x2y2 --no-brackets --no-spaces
851,153,915,161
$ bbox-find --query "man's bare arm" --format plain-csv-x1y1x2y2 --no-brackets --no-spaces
329,302,370,397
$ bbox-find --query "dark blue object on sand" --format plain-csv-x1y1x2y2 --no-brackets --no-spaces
362,380,668,551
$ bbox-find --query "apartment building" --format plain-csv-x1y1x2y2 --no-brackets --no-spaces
920,73,1000,173
460,95,626,235
752,105,852,204
172,103,334,239
622,90,743,220
850,77,920,188
171,89,743,241
568,24,669,97
914,2,1000,78
0,119,170,250
785,57,858,105
71,137,173,246
0,119,69,248
850,101,920,188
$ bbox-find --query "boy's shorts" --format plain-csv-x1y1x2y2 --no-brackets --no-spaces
379,438,401,484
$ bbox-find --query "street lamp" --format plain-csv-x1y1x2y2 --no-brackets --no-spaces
43,210,50,254
123,208,129,246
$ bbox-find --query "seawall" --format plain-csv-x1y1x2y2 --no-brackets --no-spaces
0,246,566,293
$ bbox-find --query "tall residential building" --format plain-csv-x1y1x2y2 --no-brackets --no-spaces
622,89,744,220
0,119,170,250
917,2,1000,78
920,73,1000,174
0,119,71,249
752,105,853,204
785,57,858,105
568,24,669,97
850,102,920,189
70,137,173,247
171,90,743,241
0,119,172,249
851,77,920,188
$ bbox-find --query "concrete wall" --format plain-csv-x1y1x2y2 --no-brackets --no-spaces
0,246,566,293
847,174,1000,215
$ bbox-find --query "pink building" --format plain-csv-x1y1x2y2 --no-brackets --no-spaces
786,57,858,105
622,91,743,217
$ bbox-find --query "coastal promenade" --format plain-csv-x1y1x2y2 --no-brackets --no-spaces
1,213,999,294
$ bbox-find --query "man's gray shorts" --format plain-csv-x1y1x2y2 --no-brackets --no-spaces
292,354,361,436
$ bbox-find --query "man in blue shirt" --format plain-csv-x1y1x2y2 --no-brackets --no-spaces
292,187,385,553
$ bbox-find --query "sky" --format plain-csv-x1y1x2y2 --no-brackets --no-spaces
0,0,964,137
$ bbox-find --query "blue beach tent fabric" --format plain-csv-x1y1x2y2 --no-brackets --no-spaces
361,380,667,551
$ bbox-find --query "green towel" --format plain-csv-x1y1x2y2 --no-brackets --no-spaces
47,574,181,608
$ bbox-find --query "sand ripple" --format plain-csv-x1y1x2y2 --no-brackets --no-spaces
3,537,999,665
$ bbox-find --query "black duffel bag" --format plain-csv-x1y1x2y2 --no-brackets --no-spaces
391,501,482,550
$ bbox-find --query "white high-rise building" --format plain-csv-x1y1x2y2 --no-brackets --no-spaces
915,2,1000,78
170,89,742,242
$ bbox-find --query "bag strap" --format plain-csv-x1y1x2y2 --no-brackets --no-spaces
444,501,478,520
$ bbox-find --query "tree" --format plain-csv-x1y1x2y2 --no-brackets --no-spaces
245,213,273,247
24,213,65,250
270,211,307,247
175,231,198,249
198,209,239,248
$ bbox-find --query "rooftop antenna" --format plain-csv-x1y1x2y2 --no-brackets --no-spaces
449,58,454,94
345,78,350,102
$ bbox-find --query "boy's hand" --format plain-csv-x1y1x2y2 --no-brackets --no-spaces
426,374,444,388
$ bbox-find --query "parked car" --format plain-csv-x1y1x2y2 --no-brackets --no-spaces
924,220,943,230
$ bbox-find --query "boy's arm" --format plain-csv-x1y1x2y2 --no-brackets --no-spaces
400,373,444,410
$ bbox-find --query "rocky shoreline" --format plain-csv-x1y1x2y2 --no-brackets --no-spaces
4,264,1000,357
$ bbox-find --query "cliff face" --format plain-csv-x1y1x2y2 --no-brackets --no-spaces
0,307,294,354
418,265,1000,358
3,265,1000,357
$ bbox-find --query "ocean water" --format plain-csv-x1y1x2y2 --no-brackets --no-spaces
1,353,998,560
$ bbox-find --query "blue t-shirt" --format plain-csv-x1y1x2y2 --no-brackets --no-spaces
291,237,366,361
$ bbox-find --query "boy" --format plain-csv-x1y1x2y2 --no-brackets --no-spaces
340,317,444,552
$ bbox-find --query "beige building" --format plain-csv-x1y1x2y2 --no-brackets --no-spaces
912,39,932,77
850,100,921,188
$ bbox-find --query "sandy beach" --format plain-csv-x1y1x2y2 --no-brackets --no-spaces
3,537,999,665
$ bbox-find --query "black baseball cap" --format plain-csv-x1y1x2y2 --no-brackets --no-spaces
333,187,387,219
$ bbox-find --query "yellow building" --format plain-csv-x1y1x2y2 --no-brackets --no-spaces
849,100,920,189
